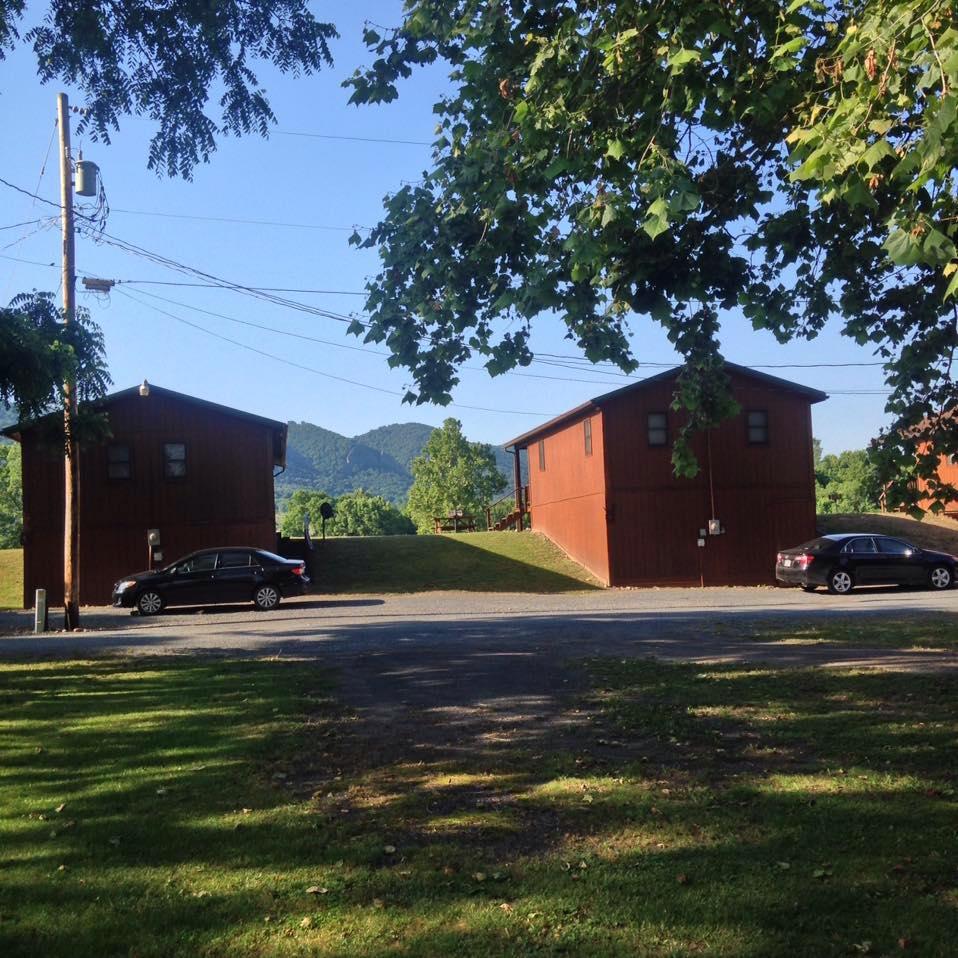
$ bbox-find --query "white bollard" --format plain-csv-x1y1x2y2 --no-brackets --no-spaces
34,589,47,634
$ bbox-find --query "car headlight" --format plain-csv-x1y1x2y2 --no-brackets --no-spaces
115,579,137,592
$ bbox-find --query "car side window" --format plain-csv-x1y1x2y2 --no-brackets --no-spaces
876,538,912,555
845,537,877,554
218,551,252,569
179,554,217,573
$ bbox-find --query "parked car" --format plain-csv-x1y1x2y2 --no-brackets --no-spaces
112,548,310,615
776,533,957,594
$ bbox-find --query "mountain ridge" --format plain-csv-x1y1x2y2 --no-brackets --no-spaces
278,420,516,505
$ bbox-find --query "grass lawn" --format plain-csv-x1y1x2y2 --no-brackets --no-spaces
312,531,601,593
818,512,958,554
1,643,956,956
0,549,22,609
740,615,958,652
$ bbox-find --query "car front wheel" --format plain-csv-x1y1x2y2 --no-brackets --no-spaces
929,565,953,590
137,591,164,615
253,584,280,610
827,570,854,595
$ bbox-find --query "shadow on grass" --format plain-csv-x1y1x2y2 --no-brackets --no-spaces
1,655,956,956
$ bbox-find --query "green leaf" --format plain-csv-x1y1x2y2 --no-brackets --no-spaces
772,36,806,60
667,48,701,72
858,139,896,171
545,157,572,180
643,197,670,240
922,228,957,266
883,228,924,267
605,139,627,160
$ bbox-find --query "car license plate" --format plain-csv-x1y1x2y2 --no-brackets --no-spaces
784,558,792,567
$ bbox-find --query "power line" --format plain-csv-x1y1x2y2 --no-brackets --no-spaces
116,287,560,418
115,287,402,396
113,278,367,296
275,129,431,146
0,251,57,268
0,218,46,232
127,286,385,354
0,175,892,383
111,207,372,233
118,286,711,389
536,351,886,370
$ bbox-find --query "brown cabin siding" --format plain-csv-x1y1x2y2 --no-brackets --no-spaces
527,412,610,584
600,374,817,586
18,390,280,607
917,447,958,515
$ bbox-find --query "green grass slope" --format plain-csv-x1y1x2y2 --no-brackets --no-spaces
0,548,22,609
311,531,601,593
818,512,958,554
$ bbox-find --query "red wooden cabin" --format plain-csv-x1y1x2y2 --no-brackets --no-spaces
505,364,827,587
4,383,286,607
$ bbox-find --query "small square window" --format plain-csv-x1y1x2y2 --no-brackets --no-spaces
583,418,593,456
538,439,546,471
164,442,187,478
647,412,668,447
747,410,769,445
107,444,131,480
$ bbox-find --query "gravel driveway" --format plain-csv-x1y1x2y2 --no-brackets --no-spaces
3,586,956,777
1,584,955,668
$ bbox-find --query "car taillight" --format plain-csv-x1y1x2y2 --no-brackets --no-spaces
292,565,305,576
796,554,813,569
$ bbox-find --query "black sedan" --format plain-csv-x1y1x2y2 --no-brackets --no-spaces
112,548,310,615
776,533,957,594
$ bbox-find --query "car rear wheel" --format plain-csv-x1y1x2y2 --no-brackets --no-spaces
253,584,280,610
929,565,953,590
827,570,854,595
137,591,164,616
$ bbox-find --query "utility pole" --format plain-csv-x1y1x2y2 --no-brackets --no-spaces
58,92,80,631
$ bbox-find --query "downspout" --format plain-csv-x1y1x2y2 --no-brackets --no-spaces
508,444,524,531
706,429,716,521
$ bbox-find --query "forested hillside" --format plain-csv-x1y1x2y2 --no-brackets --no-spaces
279,420,519,506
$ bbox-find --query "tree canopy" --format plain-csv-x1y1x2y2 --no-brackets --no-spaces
1,1,336,178
406,418,506,533
815,447,882,514
346,1,958,496
0,293,111,420
0,443,22,549
279,488,414,538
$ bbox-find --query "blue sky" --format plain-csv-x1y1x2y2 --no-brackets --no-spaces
1,1,890,453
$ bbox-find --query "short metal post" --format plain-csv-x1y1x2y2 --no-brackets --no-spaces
34,589,48,634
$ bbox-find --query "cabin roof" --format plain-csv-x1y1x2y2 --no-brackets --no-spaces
2,384,288,467
504,362,829,450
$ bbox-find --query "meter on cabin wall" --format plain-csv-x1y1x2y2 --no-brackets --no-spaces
708,518,724,536
147,529,162,569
